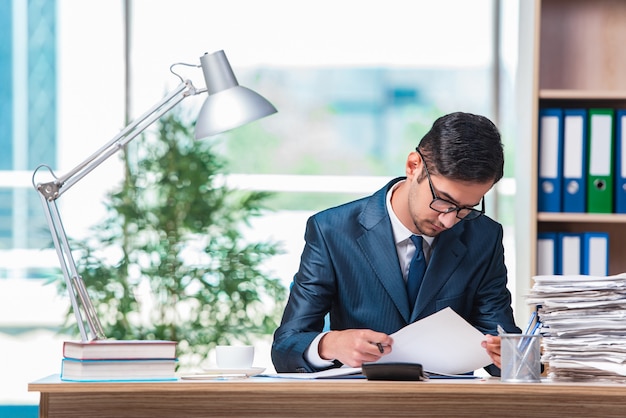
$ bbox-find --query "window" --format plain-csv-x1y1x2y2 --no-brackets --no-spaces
1,0,520,406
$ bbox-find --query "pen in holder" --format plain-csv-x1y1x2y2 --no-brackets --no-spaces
500,332,541,383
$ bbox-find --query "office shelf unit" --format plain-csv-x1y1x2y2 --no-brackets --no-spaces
526,0,626,278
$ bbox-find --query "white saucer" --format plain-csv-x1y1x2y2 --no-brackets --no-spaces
200,366,266,377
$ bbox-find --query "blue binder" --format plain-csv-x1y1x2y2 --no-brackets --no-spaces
538,108,564,212
582,232,609,276
558,233,582,275
562,109,587,213
615,110,626,213
537,232,559,275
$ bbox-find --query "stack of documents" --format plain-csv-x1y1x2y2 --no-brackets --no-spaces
528,273,626,382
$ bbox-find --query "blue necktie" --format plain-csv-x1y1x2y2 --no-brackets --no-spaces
407,235,426,307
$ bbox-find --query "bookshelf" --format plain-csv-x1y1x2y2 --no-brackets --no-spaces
521,0,626,289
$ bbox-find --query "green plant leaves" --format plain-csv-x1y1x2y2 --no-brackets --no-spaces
63,112,287,366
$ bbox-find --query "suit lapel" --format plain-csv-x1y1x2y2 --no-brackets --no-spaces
410,223,467,321
357,178,412,322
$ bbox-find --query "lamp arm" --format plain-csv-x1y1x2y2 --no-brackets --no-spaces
35,189,104,341
33,79,199,341
38,80,196,200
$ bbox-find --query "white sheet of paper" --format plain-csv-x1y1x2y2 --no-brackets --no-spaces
376,307,492,375
272,366,363,379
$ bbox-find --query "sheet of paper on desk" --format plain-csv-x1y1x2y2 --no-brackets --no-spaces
376,307,492,375
270,366,364,379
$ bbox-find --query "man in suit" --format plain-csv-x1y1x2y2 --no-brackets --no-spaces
271,112,521,375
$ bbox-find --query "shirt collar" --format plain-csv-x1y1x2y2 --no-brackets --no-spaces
386,179,434,247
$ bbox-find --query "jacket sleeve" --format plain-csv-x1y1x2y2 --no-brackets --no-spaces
470,221,521,376
271,215,338,373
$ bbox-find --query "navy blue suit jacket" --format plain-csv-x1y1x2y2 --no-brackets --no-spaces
271,177,520,374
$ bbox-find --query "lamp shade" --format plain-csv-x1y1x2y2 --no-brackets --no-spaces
195,50,277,139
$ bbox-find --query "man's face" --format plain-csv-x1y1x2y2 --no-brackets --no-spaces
406,152,493,237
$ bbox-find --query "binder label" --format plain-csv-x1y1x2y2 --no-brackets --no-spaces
621,114,626,178
560,235,581,276
589,114,612,176
537,236,556,275
563,115,584,178
587,236,608,276
539,116,560,178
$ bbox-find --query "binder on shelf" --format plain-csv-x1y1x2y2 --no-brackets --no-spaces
558,233,582,276
587,109,614,213
615,110,626,213
537,232,559,275
582,232,609,276
562,109,587,213
538,108,564,212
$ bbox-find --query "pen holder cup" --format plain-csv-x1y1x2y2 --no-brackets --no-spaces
500,333,541,383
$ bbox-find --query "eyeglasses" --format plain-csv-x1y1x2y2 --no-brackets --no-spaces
416,149,485,220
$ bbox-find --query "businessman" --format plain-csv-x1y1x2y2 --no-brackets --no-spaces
271,112,521,375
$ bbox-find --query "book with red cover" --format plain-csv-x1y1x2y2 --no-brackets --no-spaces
62,340,177,360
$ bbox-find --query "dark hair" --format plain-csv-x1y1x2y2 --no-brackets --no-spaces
417,112,504,184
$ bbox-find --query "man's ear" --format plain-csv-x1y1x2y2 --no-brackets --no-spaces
406,151,422,179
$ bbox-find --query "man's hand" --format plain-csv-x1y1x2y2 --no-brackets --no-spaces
481,334,501,368
319,329,393,367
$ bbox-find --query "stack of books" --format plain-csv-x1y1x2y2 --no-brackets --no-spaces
60,340,178,382
528,273,626,382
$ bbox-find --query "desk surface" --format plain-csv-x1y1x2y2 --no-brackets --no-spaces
29,374,626,418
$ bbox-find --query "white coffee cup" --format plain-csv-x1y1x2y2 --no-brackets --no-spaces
215,345,254,369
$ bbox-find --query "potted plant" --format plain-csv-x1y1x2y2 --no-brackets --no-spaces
61,112,286,367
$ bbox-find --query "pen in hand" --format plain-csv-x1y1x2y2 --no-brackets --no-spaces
376,342,384,354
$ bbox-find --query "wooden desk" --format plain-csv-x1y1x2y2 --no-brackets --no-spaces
29,374,626,417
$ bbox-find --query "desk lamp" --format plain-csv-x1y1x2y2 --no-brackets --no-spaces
32,50,277,342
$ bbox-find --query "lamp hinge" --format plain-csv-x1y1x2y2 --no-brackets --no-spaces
37,181,62,201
